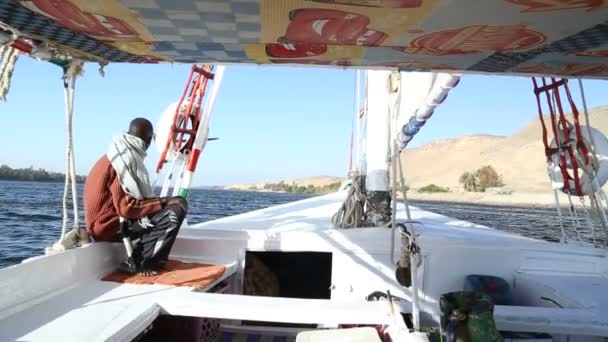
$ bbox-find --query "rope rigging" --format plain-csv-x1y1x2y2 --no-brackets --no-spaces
47,61,88,254
61,64,78,238
532,77,608,246
156,65,213,175
333,71,371,229
155,64,225,199
533,78,591,196
332,70,385,229
0,42,18,101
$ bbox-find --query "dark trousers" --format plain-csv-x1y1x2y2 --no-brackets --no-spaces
127,203,186,266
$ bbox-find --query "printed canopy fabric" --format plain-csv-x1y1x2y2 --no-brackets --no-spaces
1,0,608,78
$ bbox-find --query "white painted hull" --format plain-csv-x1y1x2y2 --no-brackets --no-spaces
1,191,607,341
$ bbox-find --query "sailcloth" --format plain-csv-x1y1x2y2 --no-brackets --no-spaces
396,72,461,149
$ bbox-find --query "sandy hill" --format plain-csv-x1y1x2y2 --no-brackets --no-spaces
227,176,343,191
402,106,608,193
225,106,608,198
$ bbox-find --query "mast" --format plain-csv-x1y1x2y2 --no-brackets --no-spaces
364,70,392,225
354,70,361,172
359,72,368,185
335,70,458,230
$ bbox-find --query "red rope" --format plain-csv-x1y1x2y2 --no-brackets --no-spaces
539,78,572,193
532,77,589,196
185,74,210,151
156,65,213,173
552,78,583,196
563,81,590,165
175,70,204,150
532,78,550,161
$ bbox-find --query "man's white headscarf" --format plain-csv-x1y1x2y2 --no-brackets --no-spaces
107,132,155,200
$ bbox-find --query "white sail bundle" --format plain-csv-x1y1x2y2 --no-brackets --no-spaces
395,72,461,149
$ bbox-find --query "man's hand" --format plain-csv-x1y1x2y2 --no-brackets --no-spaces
163,196,188,212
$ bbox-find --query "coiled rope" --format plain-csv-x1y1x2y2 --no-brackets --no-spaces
331,172,366,229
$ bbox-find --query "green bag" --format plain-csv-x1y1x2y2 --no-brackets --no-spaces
440,291,503,342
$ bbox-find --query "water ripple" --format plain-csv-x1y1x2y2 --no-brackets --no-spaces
0,180,309,268
1,180,600,269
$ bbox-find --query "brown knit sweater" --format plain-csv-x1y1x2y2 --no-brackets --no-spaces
84,155,163,242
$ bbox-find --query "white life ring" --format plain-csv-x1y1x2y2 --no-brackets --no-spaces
548,125,608,195
155,100,196,161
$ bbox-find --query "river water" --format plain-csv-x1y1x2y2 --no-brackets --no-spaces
0,180,601,269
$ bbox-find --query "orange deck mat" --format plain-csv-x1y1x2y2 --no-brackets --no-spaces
102,260,226,289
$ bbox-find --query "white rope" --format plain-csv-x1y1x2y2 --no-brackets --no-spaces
68,73,79,231
566,194,583,241
578,78,608,243
60,62,82,239
589,194,608,246
0,44,18,101
395,146,421,331
578,79,600,168
597,190,608,245
390,139,415,265
388,75,400,259
580,197,596,246
390,141,398,264
395,143,414,271
548,88,585,242
397,151,412,224
60,149,70,239
551,177,567,243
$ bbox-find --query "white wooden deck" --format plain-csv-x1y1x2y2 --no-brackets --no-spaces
1,193,608,340
0,277,407,342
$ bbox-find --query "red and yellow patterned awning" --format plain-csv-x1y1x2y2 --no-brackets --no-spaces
1,0,608,78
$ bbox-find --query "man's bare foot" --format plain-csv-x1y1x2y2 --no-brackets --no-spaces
146,259,168,271
118,258,158,277
138,268,158,277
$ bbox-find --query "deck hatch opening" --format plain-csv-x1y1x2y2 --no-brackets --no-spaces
243,251,333,300
242,251,333,328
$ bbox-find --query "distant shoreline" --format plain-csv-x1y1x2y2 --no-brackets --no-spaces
224,183,577,208
221,187,311,195
223,186,567,208
405,191,582,208
0,178,576,208
0,176,577,209
0,178,85,184
0,165,86,184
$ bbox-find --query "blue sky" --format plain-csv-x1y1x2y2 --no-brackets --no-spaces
0,57,606,186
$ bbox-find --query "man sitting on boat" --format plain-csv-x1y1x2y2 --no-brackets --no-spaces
84,118,188,275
